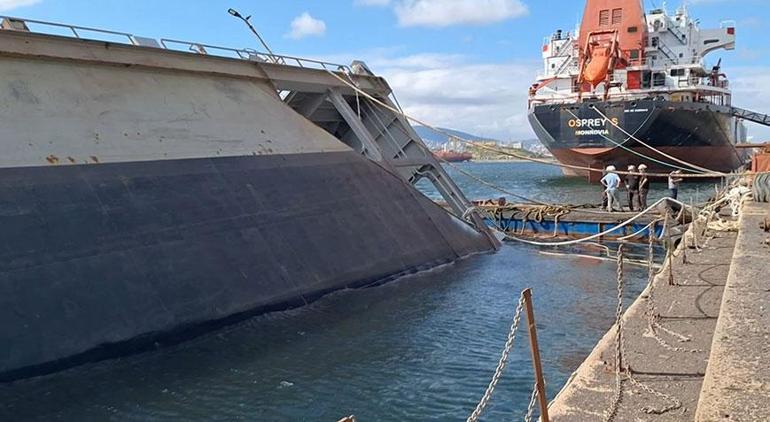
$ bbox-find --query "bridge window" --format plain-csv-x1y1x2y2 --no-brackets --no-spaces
627,26,638,33
670,68,685,77
599,10,610,26
612,8,623,25
653,72,666,87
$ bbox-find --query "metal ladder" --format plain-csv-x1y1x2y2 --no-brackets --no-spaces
667,25,687,45
553,52,576,76
657,40,679,65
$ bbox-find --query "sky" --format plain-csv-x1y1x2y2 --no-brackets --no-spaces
2,0,769,141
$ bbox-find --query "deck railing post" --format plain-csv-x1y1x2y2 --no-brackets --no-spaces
523,288,550,422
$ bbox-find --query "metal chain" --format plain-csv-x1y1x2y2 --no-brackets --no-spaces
606,244,685,421
604,245,625,422
626,376,683,415
467,293,527,422
524,384,538,422
645,235,703,354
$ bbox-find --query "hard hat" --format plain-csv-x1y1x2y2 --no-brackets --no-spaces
638,164,648,170
627,165,636,170
606,165,616,171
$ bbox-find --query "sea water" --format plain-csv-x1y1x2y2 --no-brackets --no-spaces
0,162,711,421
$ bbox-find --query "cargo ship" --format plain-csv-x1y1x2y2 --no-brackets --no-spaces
433,136,473,162
0,16,496,381
528,0,769,180
433,150,473,163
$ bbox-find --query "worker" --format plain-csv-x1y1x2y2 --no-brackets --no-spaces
668,170,683,200
638,164,649,209
601,165,621,212
625,165,639,211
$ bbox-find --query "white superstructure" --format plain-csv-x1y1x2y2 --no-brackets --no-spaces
531,5,737,106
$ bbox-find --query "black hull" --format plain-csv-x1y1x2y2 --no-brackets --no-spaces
529,99,747,177
0,151,491,381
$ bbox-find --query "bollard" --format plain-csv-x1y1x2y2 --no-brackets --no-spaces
523,289,550,422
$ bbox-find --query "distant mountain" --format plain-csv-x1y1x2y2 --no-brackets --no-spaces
412,125,495,147
412,125,541,149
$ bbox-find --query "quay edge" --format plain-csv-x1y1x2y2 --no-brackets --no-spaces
547,199,770,421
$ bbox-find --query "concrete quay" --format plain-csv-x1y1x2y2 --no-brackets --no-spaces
547,201,770,421
696,201,770,421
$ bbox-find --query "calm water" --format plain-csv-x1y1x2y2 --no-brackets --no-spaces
0,163,713,421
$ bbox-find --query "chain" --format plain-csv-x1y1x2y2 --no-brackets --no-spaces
626,375,683,415
604,245,625,422
524,384,539,422
606,244,686,421
645,235,703,354
467,293,527,422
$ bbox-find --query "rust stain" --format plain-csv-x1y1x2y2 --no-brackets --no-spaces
45,155,59,164
89,156,100,163
67,156,76,164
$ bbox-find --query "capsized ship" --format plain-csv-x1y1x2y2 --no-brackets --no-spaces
0,16,497,381
528,0,770,180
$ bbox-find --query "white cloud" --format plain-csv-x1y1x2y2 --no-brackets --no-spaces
287,12,327,40
369,53,539,140
312,51,770,142
394,0,528,28
0,0,40,12
354,0,391,6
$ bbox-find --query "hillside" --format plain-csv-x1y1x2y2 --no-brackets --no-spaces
412,125,541,150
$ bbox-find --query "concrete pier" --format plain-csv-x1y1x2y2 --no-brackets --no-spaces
696,201,770,421
548,200,770,421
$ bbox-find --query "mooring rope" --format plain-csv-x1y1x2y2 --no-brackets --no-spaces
322,66,735,179
563,108,707,174
496,197,686,247
590,105,727,175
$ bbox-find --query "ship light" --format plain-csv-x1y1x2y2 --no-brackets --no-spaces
727,27,735,35
543,44,549,52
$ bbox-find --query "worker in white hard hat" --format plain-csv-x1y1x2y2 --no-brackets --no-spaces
625,165,639,211
668,170,684,200
638,164,649,209
600,165,621,212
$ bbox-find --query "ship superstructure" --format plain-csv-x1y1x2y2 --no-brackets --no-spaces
528,1,768,179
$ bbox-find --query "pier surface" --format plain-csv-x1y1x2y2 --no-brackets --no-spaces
696,201,770,421
548,200,770,421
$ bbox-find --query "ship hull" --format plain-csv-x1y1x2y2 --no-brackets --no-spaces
0,151,491,382
0,31,493,381
529,99,747,180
